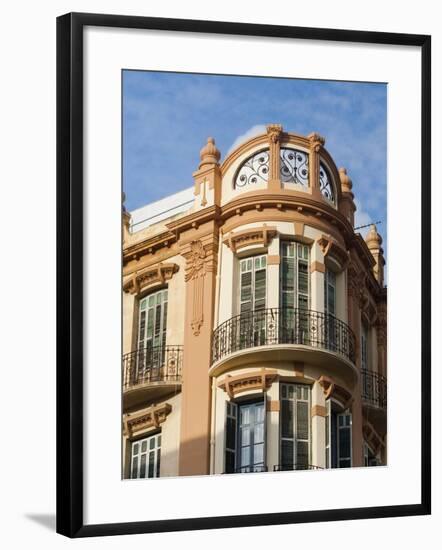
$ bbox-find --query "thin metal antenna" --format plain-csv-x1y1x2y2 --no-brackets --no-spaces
354,220,382,230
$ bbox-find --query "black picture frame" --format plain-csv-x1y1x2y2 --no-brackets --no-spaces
56,12,431,538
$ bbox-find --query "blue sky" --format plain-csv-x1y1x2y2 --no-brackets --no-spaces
123,70,387,248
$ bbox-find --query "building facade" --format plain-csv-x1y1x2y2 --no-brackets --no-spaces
122,124,387,479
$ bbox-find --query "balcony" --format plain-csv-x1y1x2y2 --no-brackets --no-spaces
362,369,387,409
123,345,183,409
211,308,356,378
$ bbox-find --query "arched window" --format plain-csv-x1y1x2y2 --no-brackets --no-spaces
279,148,309,186
234,150,269,188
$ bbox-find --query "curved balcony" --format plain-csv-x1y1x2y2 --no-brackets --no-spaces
362,369,387,433
123,345,183,409
211,308,356,378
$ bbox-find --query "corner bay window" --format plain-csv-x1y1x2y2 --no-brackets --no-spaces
131,433,161,479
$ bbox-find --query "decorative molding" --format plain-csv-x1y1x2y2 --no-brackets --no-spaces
267,400,280,412
308,132,326,153
294,221,305,237
123,403,172,438
363,420,385,454
311,404,327,418
317,234,349,271
182,239,218,336
223,224,277,253
267,255,280,265
218,369,278,398
318,375,353,409
123,262,179,295
267,123,283,144
293,362,305,378
310,261,325,274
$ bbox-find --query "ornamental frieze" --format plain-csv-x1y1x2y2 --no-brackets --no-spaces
123,403,172,438
223,224,277,253
218,369,278,398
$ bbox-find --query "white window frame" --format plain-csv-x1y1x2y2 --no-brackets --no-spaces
130,432,161,479
280,241,310,311
279,382,311,469
238,254,267,313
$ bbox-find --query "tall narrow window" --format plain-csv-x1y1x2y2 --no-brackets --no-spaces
225,400,265,473
280,383,311,470
325,403,352,468
324,269,337,350
281,243,310,343
239,255,267,313
131,433,161,479
137,289,168,380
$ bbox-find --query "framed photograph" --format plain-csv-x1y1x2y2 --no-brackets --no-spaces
56,12,431,537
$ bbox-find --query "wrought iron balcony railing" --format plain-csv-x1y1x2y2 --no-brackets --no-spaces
212,307,356,365
273,464,323,471
122,345,183,391
361,369,387,409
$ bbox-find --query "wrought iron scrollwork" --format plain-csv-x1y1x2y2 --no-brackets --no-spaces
234,150,269,188
212,307,356,365
122,345,183,390
362,369,387,409
319,162,335,203
280,148,309,186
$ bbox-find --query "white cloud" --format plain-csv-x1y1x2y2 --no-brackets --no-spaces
227,124,267,154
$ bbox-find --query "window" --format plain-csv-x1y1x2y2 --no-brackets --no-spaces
280,383,311,470
324,269,337,350
239,255,267,313
224,400,266,473
137,289,168,378
280,243,310,343
281,242,310,310
319,162,336,203
326,401,352,468
279,148,309,186
131,433,161,479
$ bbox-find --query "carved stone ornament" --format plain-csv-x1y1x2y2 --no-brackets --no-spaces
363,420,385,454
223,225,277,253
123,262,179,294
318,375,353,409
317,235,349,271
218,369,278,398
307,131,326,152
123,402,172,438
183,240,217,336
266,123,283,144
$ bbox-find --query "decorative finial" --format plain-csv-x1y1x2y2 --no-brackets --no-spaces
339,167,353,193
365,224,383,249
199,137,220,167
307,132,326,151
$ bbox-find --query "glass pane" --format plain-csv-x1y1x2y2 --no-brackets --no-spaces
241,426,250,446
241,446,250,467
296,440,309,467
255,403,265,423
296,401,309,440
254,422,264,444
140,299,147,310
148,451,155,478
253,442,264,465
281,439,293,466
149,437,155,450
240,406,250,425
140,453,146,478
132,442,139,456
226,450,235,473
226,417,236,450
131,457,138,479
156,449,161,477
141,440,147,453
339,426,350,459
281,400,293,438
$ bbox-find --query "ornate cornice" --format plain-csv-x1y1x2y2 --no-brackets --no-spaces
123,402,172,438
223,224,277,253
218,369,278,398
123,262,179,295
